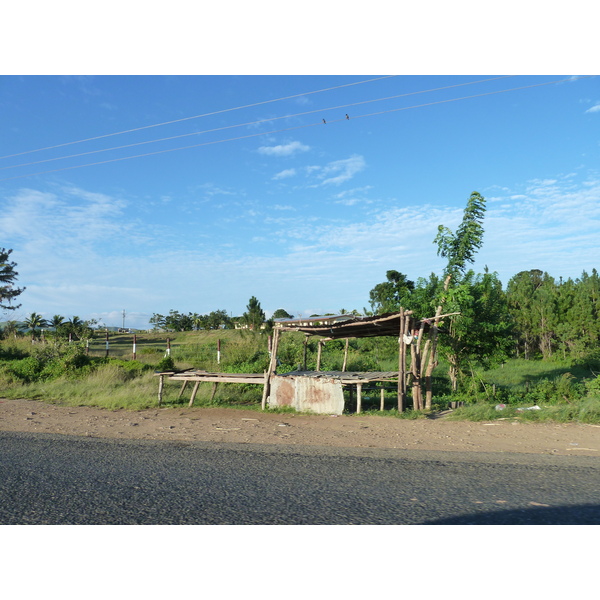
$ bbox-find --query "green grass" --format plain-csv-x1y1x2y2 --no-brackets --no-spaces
2,332,600,423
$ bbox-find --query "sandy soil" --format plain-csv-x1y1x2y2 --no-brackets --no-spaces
1,397,599,456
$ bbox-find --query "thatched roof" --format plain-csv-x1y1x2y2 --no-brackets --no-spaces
275,311,418,339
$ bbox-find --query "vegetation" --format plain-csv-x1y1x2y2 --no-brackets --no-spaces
0,248,25,311
3,192,600,423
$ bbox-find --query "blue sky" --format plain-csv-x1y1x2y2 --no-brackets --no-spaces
1,74,599,329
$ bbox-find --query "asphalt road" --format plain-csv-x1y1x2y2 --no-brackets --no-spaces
1,430,599,524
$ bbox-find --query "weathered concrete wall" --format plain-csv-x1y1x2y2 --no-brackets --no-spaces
269,375,345,415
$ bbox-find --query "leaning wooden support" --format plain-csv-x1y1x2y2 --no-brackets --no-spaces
188,381,201,407
177,380,188,399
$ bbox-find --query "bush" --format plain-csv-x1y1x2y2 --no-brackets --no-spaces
156,355,176,372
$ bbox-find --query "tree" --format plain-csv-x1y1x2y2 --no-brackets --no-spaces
242,296,266,331
23,312,49,341
50,315,65,329
434,192,486,279
0,248,25,311
431,192,506,391
368,270,415,314
272,308,293,320
57,316,96,341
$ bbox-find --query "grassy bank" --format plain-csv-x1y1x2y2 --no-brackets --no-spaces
1,331,599,423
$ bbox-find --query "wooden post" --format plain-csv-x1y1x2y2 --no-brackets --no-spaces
105,331,109,357
166,338,171,356
398,309,406,412
86,339,89,355
380,387,385,411
133,334,137,360
342,338,349,372
209,382,219,402
424,275,451,409
302,335,308,370
217,339,221,364
356,383,363,414
188,381,201,407
316,339,323,371
262,328,280,410
158,375,164,406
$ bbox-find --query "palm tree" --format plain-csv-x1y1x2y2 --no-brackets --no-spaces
24,312,49,341
50,315,65,329
2,320,20,340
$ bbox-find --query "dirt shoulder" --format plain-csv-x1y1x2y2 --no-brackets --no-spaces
1,398,599,456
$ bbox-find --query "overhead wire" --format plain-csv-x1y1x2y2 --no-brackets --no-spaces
0,75,399,161
0,75,516,172
0,75,590,182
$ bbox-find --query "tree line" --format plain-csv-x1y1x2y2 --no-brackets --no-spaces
4,189,600,392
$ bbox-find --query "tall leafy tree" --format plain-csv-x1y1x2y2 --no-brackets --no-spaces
0,248,25,311
431,192,512,390
368,270,415,314
242,296,266,331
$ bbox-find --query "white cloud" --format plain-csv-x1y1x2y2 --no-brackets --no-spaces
272,168,296,180
4,172,600,328
257,140,310,157
317,155,366,186
585,104,600,113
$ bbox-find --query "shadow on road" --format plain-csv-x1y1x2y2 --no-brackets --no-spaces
424,503,600,525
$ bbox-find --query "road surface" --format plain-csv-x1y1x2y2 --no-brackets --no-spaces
1,431,599,524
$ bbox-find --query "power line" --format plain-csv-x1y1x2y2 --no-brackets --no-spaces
0,76,515,172
0,75,398,161
0,76,588,182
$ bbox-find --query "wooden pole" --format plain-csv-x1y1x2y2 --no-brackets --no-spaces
316,339,324,371
262,328,280,410
380,387,385,411
133,334,137,360
302,335,308,370
166,338,171,356
105,331,109,357
342,338,349,372
209,382,219,402
424,275,452,409
217,339,221,364
158,375,164,406
398,309,406,412
356,383,363,414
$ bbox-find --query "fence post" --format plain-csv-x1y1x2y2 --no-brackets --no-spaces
217,339,221,364
166,338,171,356
105,331,109,357
133,334,137,360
